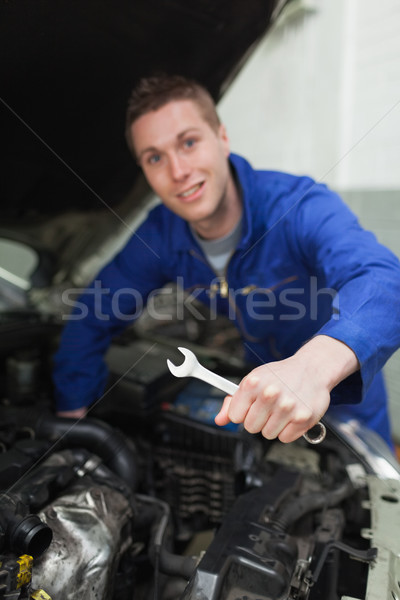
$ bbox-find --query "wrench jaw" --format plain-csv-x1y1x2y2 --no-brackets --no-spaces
166,358,185,378
166,347,197,378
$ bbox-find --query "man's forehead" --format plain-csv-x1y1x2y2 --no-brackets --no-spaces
136,98,205,128
131,99,209,153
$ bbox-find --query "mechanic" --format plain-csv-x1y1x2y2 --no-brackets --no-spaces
53,74,400,448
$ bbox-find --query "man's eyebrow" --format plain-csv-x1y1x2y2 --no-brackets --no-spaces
177,127,200,139
138,127,201,162
137,145,159,162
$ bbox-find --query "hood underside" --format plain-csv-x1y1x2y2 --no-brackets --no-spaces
1,0,279,220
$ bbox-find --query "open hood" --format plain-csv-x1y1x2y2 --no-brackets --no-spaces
1,0,279,220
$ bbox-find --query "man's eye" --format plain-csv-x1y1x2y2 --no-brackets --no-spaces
148,154,161,165
183,138,196,149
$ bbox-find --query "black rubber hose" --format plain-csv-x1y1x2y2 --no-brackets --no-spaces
34,413,137,491
136,494,197,581
159,547,198,581
271,481,354,532
0,492,52,558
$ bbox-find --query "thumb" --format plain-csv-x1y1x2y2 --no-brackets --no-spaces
214,395,232,426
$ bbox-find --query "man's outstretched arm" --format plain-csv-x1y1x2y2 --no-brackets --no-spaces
215,335,359,443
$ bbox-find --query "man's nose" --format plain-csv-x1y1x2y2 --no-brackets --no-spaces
169,153,190,181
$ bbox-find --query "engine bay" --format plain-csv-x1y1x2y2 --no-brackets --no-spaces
0,317,399,600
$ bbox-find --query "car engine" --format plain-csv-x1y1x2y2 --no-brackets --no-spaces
0,318,399,600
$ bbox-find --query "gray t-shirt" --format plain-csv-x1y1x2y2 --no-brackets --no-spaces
190,218,242,276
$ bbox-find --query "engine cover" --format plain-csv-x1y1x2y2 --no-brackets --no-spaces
181,469,301,600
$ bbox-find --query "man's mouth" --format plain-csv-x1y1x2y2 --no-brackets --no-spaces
178,182,204,198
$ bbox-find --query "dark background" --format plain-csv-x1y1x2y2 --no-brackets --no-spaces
0,0,279,218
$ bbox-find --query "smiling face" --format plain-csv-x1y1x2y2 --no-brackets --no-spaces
130,99,241,239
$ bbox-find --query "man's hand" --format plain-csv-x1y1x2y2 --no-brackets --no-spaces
215,335,359,443
57,407,87,419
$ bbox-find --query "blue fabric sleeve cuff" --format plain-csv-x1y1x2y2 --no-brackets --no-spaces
316,317,380,403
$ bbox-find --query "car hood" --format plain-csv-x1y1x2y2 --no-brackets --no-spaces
1,0,278,220
0,0,280,302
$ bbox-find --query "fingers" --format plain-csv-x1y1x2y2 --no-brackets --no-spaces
214,395,232,426
227,374,260,423
214,360,328,444
277,417,321,444
277,422,306,444
215,380,319,443
263,408,314,442
241,383,281,433
215,375,268,428
228,375,300,437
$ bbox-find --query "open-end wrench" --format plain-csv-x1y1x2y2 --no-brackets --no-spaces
167,347,326,444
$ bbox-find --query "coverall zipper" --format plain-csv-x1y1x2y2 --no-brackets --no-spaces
188,248,262,343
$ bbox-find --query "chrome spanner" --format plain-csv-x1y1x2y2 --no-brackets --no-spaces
167,347,326,444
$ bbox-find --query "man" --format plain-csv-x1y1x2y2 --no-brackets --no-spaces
54,74,400,447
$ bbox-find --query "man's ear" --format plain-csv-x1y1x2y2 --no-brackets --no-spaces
218,123,231,157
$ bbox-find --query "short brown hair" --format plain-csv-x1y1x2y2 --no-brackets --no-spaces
125,74,221,155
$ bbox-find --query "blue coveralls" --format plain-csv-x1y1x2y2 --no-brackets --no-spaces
53,154,400,446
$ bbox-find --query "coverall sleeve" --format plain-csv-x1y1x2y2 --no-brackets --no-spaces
52,219,168,412
289,181,400,398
